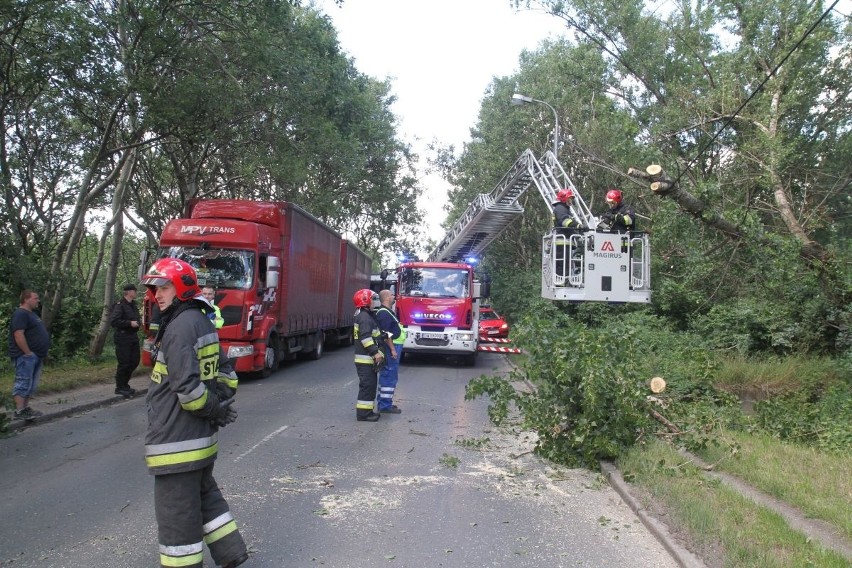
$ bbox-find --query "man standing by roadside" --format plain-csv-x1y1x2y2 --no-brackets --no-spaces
110,283,141,397
8,290,51,421
375,289,405,414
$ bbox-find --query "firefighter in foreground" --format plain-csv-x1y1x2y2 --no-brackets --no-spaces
353,288,384,422
142,258,249,568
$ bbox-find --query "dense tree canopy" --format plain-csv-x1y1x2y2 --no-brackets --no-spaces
438,0,850,356
0,0,422,357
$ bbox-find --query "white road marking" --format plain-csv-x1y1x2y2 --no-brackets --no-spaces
233,425,290,462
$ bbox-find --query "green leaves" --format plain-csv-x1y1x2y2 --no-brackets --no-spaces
469,310,654,468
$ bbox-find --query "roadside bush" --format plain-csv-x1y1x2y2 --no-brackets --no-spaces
467,305,653,468
467,307,750,466
752,375,852,453
0,390,10,434
689,299,796,355
49,286,102,359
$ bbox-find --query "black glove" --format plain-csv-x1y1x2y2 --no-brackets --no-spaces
213,403,238,427
373,351,386,372
215,382,236,401
209,395,237,427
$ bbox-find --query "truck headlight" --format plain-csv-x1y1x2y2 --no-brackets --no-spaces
455,331,475,341
227,345,254,359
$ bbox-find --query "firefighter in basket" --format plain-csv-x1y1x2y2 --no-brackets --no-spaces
552,188,586,285
599,188,635,232
552,188,586,232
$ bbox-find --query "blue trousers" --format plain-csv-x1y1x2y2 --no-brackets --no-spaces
378,344,403,410
12,354,43,399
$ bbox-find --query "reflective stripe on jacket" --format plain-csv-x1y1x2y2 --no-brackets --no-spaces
354,308,381,364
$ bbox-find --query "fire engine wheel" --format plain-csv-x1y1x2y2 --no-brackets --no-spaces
261,333,280,378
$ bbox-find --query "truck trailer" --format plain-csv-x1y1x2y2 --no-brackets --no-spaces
141,199,371,376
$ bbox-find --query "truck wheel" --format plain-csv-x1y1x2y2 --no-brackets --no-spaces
307,331,324,360
261,333,280,378
338,328,354,347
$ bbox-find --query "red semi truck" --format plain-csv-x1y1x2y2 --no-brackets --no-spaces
141,199,371,376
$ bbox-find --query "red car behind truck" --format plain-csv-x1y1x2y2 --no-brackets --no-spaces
141,199,371,376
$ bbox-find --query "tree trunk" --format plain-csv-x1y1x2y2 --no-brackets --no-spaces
89,147,136,358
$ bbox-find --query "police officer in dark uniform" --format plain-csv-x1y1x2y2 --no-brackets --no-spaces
110,283,141,397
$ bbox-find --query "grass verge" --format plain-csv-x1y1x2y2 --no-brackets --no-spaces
0,356,148,398
712,355,844,399
618,438,850,568
694,429,852,541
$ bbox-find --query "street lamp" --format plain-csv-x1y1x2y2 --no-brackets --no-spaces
511,93,559,157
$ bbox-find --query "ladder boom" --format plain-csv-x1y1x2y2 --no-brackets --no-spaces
429,150,592,262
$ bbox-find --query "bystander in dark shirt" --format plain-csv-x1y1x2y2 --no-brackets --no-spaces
8,308,50,358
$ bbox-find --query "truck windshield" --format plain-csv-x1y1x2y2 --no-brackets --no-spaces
399,267,470,298
158,247,255,290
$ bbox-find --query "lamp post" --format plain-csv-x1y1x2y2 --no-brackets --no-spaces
511,93,559,157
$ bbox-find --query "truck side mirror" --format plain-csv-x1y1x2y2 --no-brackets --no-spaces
266,270,279,289
138,249,150,281
266,256,280,289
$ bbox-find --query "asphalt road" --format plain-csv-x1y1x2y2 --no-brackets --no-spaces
0,348,678,567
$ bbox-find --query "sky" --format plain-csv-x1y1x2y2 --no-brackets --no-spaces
315,0,568,247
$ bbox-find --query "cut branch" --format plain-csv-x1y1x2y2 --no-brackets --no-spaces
627,165,744,239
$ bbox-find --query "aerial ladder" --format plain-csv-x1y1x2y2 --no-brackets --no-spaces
429,150,651,304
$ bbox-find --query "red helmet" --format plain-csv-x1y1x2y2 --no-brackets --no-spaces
353,288,377,309
142,258,201,302
556,188,575,203
606,189,623,205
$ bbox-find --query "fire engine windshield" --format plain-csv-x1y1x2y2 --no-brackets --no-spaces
399,267,469,298
158,247,254,290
